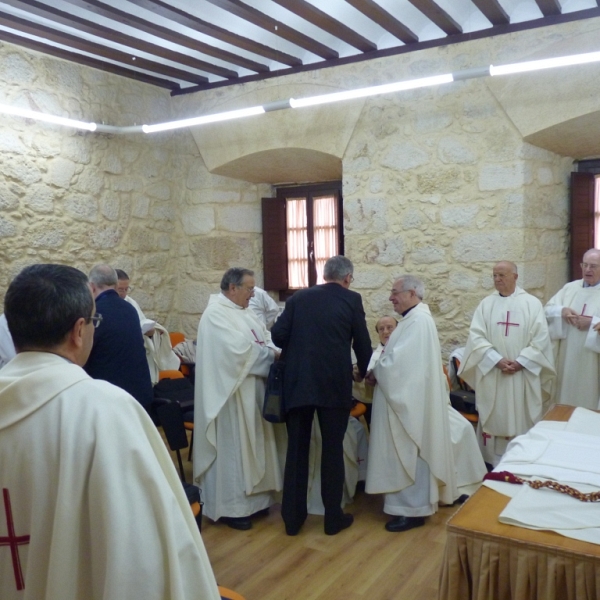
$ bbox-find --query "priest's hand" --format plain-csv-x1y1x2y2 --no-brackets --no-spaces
594,322,600,334
561,307,579,326
575,315,593,331
364,370,377,386
352,364,363,382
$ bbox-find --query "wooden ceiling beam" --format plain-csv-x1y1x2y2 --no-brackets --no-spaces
344,0,419,44
407,0,462,35
471,0,510,25
272,0,378,53
63,0,270,73
127,0,302,66
205,0,339,59
535,0,562,17
0,28,178,90
3,0,238,79
0,11,209,85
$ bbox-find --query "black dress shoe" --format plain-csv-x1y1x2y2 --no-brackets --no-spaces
253,507,270,517
220,516,252,531
385,516,425,533
453,494,469,505
324,513,354,536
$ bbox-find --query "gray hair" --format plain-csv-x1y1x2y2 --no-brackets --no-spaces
220,267,254,291
397,275,425,300
89,264,118,287
323,255,353,282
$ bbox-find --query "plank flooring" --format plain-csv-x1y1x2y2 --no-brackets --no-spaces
164,432,460,600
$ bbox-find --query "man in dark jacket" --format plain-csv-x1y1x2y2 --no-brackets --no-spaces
271,255,372,536
84,264,154,412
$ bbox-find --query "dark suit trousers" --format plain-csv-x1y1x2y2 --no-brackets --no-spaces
282,406,350,531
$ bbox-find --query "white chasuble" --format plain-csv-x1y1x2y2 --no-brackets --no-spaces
545,280,600,409
460,287,555,446
193,294,285,520
0,352,220,600
366,303,457,507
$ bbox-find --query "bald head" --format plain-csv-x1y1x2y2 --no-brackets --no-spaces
582,249,600,286
493,261,518,296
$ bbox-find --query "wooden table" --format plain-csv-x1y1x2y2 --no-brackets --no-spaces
439,405,600,600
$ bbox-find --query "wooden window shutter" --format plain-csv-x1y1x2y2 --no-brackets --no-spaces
570,172,595,280
262,197,288,290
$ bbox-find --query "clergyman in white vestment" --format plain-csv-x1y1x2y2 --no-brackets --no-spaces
194,268,285,530
366,275,458,533
460,261,556,466
544,249,600,410
0,264,220,600
0,313,16,369
370,317,486,492
249,286,280,329
115,269,180,384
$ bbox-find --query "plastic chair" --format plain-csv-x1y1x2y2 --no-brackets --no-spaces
152,397,191,482
218,587,246,600
159,369,184,381
169,331,185,348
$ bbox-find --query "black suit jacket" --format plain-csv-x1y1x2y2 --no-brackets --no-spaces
84,289,153,411
271,282,372,410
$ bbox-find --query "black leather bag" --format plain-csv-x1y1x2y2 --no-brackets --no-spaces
263,360,286,423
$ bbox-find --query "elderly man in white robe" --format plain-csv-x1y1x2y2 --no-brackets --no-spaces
0,264,220,600
194,267,285,531
115,269,180,384
370,315,486,495
459,261,555,466
365,275,458,533
545,249,600,410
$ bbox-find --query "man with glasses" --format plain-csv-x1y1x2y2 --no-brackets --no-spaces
84,264,154,412
194,267,284,530
545,248,600,409
0,264,220,600
460,261,555,466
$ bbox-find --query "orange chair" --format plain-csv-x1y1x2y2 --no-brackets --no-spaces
350,401,367,419
218,587,246,600
169,331,185,348
159,369,184,381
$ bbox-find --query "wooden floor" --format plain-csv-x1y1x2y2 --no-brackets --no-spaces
165,433,460,600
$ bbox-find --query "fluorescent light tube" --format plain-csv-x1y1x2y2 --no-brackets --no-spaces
142,105,265,133
490,50,600,76
289,74,454,108
0,103,96,131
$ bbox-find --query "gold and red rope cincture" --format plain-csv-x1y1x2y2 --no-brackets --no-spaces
483,471,600,502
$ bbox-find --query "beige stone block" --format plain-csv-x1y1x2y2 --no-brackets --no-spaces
448,271,478,291
0,131,27,154
365,237,405,266
178,282,214,313
23,185,53,213
411,245,445,264
63,193,98,223
536,166,554,186
216,205,261,233
479,163,533,191
88,225,122,249
75,170,105,195
352,270,388,289
438,136,477,164
48,158,76,189
147,183,171,201
417,167,462,194
440,205,479,227
112,177,142,192
30,223,66,248
453,231,524,263
2,52,36,85
520,263,547,290
189,237,255,270
344,197,388,234
381,142,430,171
413,110,453,133
181,205,215,235
132,194,150,218
1,156,42,186
0,216,17,237
60,137,91,165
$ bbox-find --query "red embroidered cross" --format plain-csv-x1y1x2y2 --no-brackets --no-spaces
497,311,520,336
482,432,492,447
0,488,30,591
580,304,589,317
357,457,365,464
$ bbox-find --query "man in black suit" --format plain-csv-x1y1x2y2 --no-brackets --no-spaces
271,255,372,536
84,264,154,412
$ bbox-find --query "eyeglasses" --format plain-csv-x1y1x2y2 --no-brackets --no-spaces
87,314,103,329
581,263,600,270
117,286,132,293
